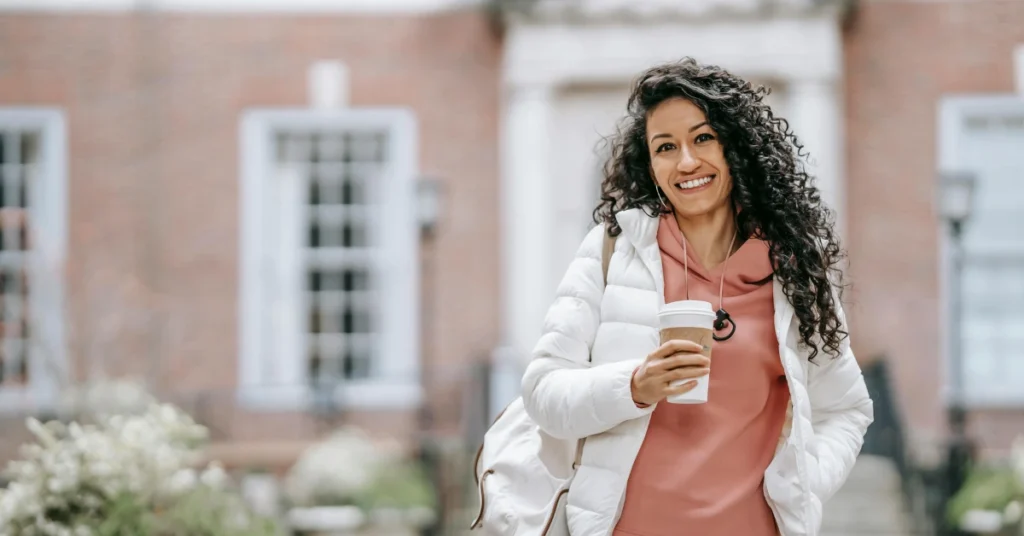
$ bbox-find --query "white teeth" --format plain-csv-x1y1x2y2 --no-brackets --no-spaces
675,176,714,190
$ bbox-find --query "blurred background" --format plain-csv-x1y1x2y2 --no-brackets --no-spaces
0,0,1022,534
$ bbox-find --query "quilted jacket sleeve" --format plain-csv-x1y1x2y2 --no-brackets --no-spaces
806,298,875,504
520,224,655,441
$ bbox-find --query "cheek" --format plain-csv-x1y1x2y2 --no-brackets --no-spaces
718,175,736,200
708,151,732,186
712,149,731,175
651,158,674,184
714,172,731,193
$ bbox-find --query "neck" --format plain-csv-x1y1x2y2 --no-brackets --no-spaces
673,205,738,268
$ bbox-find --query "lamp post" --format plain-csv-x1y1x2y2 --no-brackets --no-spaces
414,178,443,427
415,177,444,403
938,170,977,532
416,177,443,238
415,177,444,536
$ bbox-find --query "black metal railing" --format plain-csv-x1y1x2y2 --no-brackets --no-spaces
861,357,972,536
861,359,915,499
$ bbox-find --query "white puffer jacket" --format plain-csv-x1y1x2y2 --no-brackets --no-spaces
521,208,873,536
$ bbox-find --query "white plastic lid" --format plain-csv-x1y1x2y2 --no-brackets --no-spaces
659,300,715,318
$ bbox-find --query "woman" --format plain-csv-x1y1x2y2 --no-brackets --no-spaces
520,58,873,536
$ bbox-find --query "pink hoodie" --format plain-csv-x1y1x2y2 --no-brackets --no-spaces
613,215,789,536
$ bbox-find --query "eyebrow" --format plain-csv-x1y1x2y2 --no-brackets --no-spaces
649,121,709,143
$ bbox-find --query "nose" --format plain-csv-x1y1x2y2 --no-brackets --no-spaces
676,146,701,174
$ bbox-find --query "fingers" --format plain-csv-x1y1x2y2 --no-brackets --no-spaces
649,339,704,360
664,380,698,397
647,352,710,372
636,340,710,404
635,361,708,389
667,367,710,382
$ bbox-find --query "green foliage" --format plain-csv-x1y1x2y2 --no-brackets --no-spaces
149,486,279,536
947,463,1022,527
62,487,280,536
352,460,436,512
87,493,149,536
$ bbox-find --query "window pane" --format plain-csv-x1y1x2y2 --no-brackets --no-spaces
346,132,387,163
0,130,34,388
275,126,389,385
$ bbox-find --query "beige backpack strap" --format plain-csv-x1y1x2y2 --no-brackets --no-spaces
601,226,617,287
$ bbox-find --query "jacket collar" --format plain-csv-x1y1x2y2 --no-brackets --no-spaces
615,209,665,304
614,208,795,347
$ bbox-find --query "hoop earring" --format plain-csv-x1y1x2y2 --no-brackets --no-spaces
652,180,670,212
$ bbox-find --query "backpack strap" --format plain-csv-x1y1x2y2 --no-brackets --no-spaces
576,226,617,471
601,226,617,287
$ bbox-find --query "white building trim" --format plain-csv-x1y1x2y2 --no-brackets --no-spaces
500,84,557,376
0,0,482,12
498,10,848,372
786,76,846,238
237,108,421,412
937,95,1024,176
503,18,843,88
521,0,841,21
0,108,68,414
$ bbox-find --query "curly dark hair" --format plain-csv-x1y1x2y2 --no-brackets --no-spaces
594,58,847,361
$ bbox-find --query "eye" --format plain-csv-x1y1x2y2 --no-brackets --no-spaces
655,142,676,153
695,133,716,143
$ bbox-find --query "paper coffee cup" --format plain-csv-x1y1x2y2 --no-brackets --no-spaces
657,300,715,404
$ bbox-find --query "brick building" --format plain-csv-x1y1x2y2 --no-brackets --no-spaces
0,0,504,467
0,0,1022,476
845,0,1024,461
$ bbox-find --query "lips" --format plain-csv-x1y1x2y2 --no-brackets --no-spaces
674,174,715,190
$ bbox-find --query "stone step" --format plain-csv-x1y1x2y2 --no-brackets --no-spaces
819,455,916,536
821,528,918,536
839,455,904,492
822,502,912,533
824,490,909,512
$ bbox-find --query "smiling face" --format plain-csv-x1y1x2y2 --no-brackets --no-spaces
647,98,733,220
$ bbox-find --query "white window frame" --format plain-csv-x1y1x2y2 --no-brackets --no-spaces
938,94,1024,408
0,108,68,413
237,108,421,412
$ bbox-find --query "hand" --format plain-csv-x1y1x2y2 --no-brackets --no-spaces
630,339,710,407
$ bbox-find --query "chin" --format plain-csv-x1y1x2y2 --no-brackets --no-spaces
669,194,728,218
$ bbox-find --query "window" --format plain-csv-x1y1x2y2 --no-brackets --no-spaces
0,110,67,412
238,109,420,411
939,96,1024,406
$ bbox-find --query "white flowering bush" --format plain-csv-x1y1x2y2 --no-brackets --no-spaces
285,426,394,507
0,401,276,535
284,427,435,514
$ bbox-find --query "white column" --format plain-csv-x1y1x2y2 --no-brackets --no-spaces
786,77,845,238
500,83,556,367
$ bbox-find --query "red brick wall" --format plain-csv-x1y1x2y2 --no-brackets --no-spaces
844,0,1024,457
0,10,502,455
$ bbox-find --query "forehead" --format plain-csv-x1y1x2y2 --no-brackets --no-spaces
646,98,707,132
